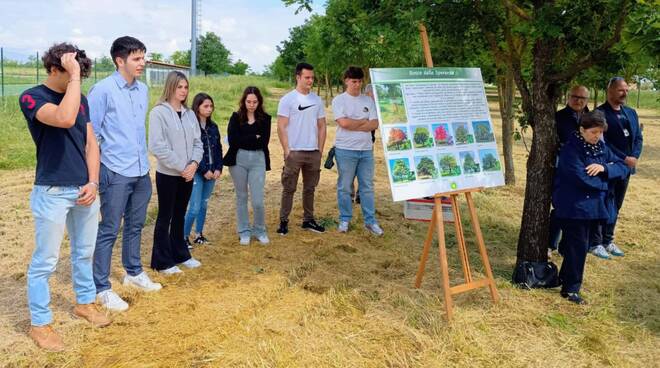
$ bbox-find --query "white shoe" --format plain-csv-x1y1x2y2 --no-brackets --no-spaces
239,236,250,246
97,290,129,312
123,272,162,292
338,221,349,233
159,265,184,275
365,223,384,236
180,257,201,269
257,234,270,245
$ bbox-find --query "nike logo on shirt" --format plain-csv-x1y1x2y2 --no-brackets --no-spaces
298,104,315,111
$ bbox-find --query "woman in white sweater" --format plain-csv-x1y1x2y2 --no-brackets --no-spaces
148,71,203,274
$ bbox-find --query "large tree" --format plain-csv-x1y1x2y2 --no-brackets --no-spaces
197,32,232,75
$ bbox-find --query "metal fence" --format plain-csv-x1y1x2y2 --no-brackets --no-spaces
0,47,190,97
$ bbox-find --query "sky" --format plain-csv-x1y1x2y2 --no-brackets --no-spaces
0,0,322,72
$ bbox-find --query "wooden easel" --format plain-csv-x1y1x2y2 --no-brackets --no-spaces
413,189,499,320
414,24,499,321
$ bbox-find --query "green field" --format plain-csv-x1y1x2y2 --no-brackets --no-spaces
0,75,289,169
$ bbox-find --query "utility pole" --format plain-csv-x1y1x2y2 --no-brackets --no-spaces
191,0,200,76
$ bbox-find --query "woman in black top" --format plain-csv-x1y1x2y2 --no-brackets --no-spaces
225,86,272,245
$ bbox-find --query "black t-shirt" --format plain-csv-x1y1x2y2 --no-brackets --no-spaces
19,85,89,186
236,121,264,150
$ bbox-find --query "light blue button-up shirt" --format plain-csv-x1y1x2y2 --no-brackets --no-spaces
88,71,150,177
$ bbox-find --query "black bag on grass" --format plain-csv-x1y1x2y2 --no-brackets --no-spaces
512,261,561,289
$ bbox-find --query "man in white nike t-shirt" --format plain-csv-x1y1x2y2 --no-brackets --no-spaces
332,66,383,236
276,62,327,235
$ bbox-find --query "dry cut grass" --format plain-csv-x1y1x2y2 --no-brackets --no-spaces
0,87,658,367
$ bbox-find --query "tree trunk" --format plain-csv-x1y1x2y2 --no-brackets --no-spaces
515,41,560,263
497,67,516,185
326,73,333,107
592,87,598,110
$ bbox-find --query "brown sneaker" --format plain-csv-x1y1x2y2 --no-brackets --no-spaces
73,303,112,328
29,325,65,352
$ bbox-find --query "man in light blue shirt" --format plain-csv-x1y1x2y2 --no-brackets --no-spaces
88,36,161,312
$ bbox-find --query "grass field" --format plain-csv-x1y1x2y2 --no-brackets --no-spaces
0,76,658,367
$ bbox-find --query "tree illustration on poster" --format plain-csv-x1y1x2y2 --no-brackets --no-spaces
482,153,501,171
416,156,438,179
413,126,434,148
387,127,412,151
439,154,461,177
391,158,416,183
461,152,480,174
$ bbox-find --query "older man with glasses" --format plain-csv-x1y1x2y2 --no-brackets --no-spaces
548,85,591,257
590,77,643,259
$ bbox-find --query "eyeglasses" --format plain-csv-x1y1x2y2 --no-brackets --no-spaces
570,95,588,101
607,76,625,89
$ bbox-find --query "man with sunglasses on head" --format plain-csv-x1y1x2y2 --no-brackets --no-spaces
592,77,643,258
19,42,111,351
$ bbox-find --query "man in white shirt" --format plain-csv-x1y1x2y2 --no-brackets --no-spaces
332,66,383,236
276,63,327,235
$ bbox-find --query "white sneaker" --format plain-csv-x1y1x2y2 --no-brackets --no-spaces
123,272,162,292
338,221,349,233
257,234,270,245
97,290,129,312
239,236,250,246
159,265,184,275
365,223,384,236
180,257,202,269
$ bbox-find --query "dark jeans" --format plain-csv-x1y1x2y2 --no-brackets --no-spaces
602,176,630,245
549,209,601,251
280,150,321,222
94,164,152,293
151,172,193,271
559,219,600,293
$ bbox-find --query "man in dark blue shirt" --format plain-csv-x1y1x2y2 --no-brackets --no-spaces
594,77,643,258
19,43,111,352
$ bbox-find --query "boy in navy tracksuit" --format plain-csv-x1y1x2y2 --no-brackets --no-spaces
553,111,629,304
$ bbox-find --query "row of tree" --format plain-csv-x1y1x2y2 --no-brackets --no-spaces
277,0,659,267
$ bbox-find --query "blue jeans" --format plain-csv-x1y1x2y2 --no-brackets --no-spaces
93,164,152,293
184,173,216,237
229,149,266,237
335,148,376,225
28,185,100,326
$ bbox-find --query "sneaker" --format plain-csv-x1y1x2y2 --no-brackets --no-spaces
589,245,611,259
159,265,184,275
123,272,162,292
239,235,250,246
180,257,201,269
97,290,129,312
194,234,208,245
302,219,325,233
338,221,349,233
277,220,289,235
257,234,270,245
185,238,193,250
29,325,65,352
73,303,112,327
560,291,587,305
605,243,624,257
365,223,384,236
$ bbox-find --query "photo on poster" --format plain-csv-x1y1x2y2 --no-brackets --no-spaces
459,151,481,174
472,120,495,143
411,125,434,149
389,157,416,184
479,149,502,172
437,152,462,177
452,122,474,145
414,155,439,180
384,126,413,151
431,123,454,146
375,83,407,124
